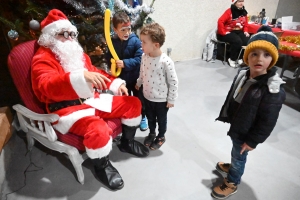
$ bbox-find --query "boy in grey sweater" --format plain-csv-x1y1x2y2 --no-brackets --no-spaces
136,23,178,150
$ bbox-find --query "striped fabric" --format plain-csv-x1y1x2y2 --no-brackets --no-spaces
7,40,122,151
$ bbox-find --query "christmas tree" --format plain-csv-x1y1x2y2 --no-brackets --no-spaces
0,0,155,69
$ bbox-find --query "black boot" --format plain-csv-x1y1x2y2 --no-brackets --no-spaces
91,156,124,191
117,124,149,157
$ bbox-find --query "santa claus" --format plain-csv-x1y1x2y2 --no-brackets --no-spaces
31,9,149,191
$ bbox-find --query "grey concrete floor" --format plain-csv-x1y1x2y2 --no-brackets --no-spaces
1,58,300,200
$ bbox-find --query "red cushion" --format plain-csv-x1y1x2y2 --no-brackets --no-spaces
7,40,122,151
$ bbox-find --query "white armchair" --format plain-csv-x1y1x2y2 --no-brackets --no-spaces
7,40,122,184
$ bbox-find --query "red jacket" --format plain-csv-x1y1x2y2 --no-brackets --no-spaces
217,8,249,36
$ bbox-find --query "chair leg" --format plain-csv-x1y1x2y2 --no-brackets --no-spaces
292,66,300,97
66,148,87,185
280,55,289,78
223,43,227,65
237,47,245,61
26,133,35,151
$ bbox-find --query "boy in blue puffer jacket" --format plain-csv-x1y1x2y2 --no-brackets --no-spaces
212,26,286,199
106,11,148,131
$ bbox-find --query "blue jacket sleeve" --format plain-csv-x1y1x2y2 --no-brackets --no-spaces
122,38,142,72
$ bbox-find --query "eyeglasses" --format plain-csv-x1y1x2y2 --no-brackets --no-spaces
57,31,78,39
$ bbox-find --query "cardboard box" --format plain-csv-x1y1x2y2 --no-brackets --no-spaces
0,107,13,153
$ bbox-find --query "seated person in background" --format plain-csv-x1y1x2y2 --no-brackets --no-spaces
217,0,250,68
31,9,149,191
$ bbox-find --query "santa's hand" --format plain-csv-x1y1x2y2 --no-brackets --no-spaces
84,71,111,90
118,84,128,96
116,60,124,68
240,143,254,154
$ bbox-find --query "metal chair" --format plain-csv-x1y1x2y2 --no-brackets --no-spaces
215,40,229,65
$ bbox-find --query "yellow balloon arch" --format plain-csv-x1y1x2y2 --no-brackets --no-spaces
104,9,122,77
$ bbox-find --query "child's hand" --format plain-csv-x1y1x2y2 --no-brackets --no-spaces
240,143,254,154
167,103,174,108
116,60,124,68
118,84,128,96
135,84,140,90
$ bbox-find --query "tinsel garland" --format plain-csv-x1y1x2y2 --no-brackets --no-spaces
113,0,155,27
63,0,155,27
279,35,300,51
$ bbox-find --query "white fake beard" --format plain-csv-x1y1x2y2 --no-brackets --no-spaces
50,39,85,73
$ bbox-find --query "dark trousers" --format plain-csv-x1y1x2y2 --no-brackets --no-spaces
217,30,249,61
127,82,145,118
144,98,169,138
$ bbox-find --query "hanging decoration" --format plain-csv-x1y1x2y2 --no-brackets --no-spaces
29,19,40,31
132,0,140,8
108,0,115,12
8,29,19,40
113,0,155,27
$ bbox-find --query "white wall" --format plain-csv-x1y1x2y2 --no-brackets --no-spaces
143,0,279,61
276,0,300,21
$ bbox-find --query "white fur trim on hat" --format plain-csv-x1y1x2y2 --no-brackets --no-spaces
85,137,112,159
42,19,76,34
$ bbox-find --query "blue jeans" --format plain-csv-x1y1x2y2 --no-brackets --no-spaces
144,98,169,138
227,137,249,185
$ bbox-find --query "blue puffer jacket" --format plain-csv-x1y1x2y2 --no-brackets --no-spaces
106,33,143,85
216,67,286,148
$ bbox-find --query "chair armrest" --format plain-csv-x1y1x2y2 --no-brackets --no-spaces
12,104,59,142
12,104,59,121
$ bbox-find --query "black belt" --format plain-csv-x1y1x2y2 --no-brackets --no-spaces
48,98,86,112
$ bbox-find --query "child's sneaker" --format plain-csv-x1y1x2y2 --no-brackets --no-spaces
228,58,237,68
144,132,156,146
149,137,165,150
211,178,238,199
140,116,148,131
216,162,231,176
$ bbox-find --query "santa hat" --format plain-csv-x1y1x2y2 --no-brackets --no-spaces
243,26,279,70
232,0,238,4
41,9,75,34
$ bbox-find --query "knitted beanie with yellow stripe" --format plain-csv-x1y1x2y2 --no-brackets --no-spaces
243,26,279,70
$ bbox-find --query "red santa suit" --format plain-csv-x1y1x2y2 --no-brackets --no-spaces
31,10,141,159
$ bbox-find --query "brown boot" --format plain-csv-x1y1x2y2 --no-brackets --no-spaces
211,178,237,199
216,162,231,176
